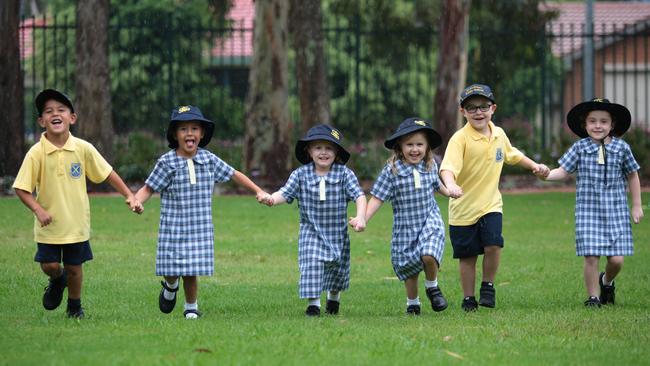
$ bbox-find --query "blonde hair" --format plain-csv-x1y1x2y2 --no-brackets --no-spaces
387,133,434,174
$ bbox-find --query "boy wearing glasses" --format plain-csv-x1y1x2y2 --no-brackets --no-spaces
439,84,549,312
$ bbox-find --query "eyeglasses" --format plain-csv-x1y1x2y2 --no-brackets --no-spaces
463,104,492,113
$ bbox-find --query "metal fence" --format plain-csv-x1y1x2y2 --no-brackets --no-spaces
19,15,650,154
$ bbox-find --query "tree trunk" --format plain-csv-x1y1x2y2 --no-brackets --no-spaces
244,0,291,190
433,0,470,154
0,0,25,177
289,0,330,133
75,0,114,162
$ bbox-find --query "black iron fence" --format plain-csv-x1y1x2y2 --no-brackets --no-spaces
19,15,650,156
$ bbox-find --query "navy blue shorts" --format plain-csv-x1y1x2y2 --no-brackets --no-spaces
34,241,93,265
449,213,504,259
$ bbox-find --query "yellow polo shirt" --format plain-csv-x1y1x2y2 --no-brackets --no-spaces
440,121,523,225
13,133,112,244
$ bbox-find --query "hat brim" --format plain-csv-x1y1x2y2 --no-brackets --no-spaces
35,89,74,115
566,101,631,138
167,119,215,148
384,126,442,150
295,135,350,164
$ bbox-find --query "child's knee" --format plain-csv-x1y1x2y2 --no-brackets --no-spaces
421,255,438,267
608,256,624,268
40,262,61,275
63,264,82,277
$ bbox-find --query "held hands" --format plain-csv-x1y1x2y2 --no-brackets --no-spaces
446,183,463,199
126,196,144,214
257,191,274,207
348,216,366,232
533,163,550,180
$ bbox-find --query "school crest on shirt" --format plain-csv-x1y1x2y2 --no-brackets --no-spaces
495,148,504,162
70,163,82,179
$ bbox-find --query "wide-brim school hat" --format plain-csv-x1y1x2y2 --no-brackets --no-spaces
35,89,75,116
295,124,350,164
459,83,495,106
166,105,215,148
566,98,631,138
384,117,442,150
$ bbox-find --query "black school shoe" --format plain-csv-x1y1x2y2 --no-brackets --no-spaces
478,281,496,308
462,296,478,312
406,304,421,315
599,272,616,305
66,306,85,319
158,281,178,314
43,269,67,310
584,296,601,308
425,286,448,312
325,300,340,315
305,305,321,317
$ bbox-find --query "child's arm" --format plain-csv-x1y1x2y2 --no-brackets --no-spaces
628,171,644,224
544,167,570,181
263,191,287,206
231,170,270,203
364,196,384,225
436,182,451,197
14,188,52,227
348,194,367,232
515,156,550,178
104,170,143,213
134,184,155,205
439,170,463,198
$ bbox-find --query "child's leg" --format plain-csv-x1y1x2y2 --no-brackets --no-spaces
604,256,624,283
422,255,448,312
182,276,198,304
421,255,439,282
482,246,501,283
584,256,600,298
459,256,478,296
404,275,419,300
63,264,83,300
40,262,64,278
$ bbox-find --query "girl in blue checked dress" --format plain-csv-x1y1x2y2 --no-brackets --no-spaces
262,124,367,317
365,118,451,315
134,105,268,319
543,99,643,307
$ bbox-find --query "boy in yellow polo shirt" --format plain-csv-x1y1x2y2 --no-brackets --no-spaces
440,84,549,312
13,89,142,318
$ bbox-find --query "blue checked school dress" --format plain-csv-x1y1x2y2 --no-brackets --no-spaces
559,137,640,256
371,159,446,280
145,149,234,276
279,163,364,298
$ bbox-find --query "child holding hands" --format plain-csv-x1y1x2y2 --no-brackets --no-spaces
134,105,268,319
262,124,366,317
440,84,549,312
543,98,643,307
365,118,450,315
13,89,141,319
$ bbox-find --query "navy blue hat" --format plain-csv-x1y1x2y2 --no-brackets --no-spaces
35,89,74,116
459,84,495,106
384,118,442,150
567,98,631,138
295,124,350,164
167,105,215,148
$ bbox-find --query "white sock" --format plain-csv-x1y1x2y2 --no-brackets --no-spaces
425,279,438,288
308,298,321,307
602,275,614,286
406,297,420,306
184,301,198,311
327,291,340,302
163,279,179,300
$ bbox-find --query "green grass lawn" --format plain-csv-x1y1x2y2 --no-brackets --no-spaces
0,192,648,365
